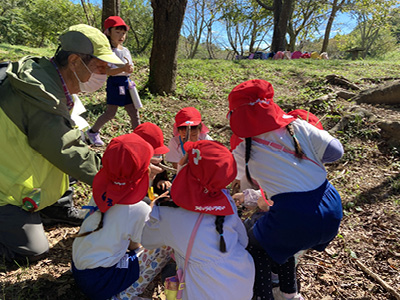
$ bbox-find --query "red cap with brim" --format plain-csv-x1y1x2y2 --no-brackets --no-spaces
133,122,170,155
227,79,294,138
172,107,210,136
170,140,236,216
92,133,153,213
104,16,130,31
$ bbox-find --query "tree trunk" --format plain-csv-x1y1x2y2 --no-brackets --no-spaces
321,0,343,53
149,0,187,94
257,0,294,52
102,0,121,30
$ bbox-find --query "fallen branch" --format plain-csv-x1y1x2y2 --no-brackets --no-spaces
159,163,177,174
326,74,361,90
353,258,400,300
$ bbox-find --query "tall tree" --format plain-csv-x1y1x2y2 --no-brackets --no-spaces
287,0,325,52
256,0,295,52
350,0,397,57
220,0,272,56
80,0,97,26
182,0,208,59
121,0,153,55
149,0,187,94
321,0,348,53
102,0,120,29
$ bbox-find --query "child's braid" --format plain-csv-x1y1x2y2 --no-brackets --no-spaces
71,212,105,238
286,123,304,159
215,215,227,253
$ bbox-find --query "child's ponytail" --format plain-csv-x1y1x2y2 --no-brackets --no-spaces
71,212,105,238
287,123,304,159
215,215,227,253
245,137,253,186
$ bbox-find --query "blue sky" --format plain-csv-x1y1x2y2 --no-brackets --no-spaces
71,1,357,41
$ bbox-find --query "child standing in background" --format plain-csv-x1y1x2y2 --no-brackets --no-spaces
86,16,140,146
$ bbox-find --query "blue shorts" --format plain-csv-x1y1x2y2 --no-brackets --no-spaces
253,180,343,264
106,76,133,106
72,253,139,300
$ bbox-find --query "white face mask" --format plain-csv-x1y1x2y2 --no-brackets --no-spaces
74,58,107,93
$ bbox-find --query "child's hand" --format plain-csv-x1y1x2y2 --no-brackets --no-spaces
149,163,163,180
257,196,271,212
232,192,244,206
157,180,172,190
123,63,133,73
178,153,188,167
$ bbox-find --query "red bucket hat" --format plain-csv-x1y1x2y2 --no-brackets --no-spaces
287,109,323,130
170,140,237,216
104,16,130,31
227,79,294,138
133,122,170,155
92,133,153,213
173,107,209,136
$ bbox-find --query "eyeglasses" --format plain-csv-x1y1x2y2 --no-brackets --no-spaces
177,125,199,131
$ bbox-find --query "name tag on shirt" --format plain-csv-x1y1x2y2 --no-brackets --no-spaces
116,254,129,269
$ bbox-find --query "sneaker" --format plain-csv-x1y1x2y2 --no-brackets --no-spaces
40,205,87,226
39,188,86,226
86,129,104,146
272,287,304,300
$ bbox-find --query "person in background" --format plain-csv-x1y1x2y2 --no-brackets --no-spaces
86,16,140,146
0,24,124,263
141,140,255,300
72,133,171,300
165,107,212,169
227,79,344,300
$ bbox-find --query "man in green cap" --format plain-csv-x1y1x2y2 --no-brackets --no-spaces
0,24,124,263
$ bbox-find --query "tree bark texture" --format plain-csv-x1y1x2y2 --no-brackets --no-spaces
257,0,294,52
321,0,344,53
149,0,187,94
102,0,120,31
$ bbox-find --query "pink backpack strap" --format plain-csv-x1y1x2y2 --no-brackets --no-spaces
176,213,204,299
252,137,324,170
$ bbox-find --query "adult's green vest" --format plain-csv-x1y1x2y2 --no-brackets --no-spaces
0,56,101,211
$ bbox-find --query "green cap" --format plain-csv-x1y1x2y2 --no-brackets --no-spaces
59,24,124,65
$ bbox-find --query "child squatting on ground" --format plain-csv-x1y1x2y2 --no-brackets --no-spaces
71,133,172,300
141,140,255,300
133,122,172,202
86,16,141,146
227,79,344,300
165,107,212,170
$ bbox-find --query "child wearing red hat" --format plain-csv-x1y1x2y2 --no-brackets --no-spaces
141,140,255,300
134,122,172,200
227,79,344,300
71,133,171,300
165,107,212,169
86,16,141,146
